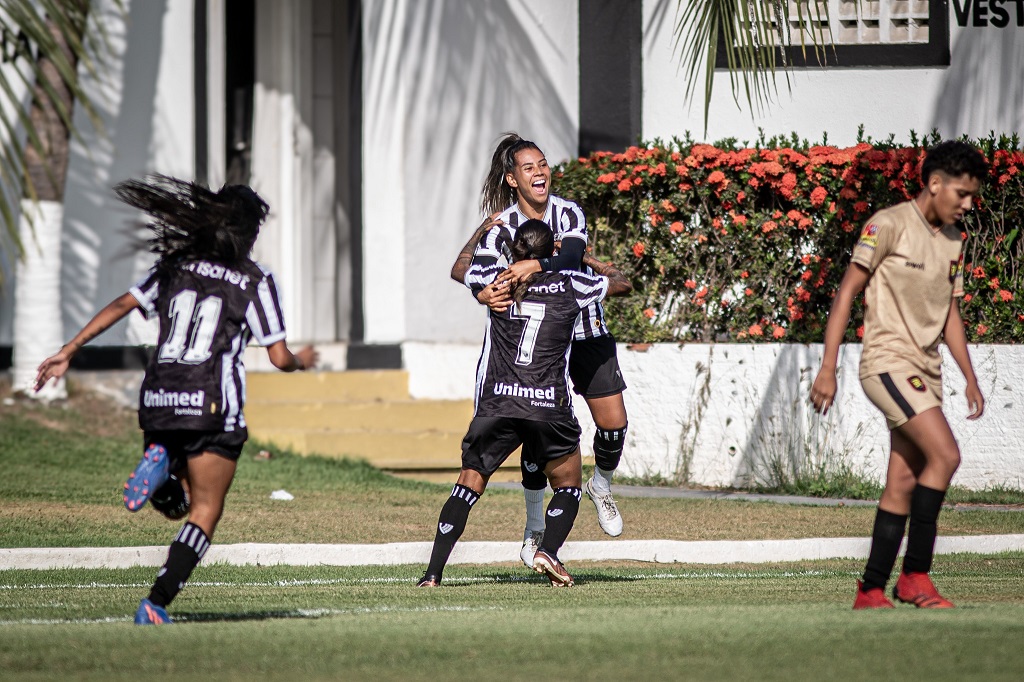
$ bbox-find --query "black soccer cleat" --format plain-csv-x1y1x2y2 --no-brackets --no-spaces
416,573,441,587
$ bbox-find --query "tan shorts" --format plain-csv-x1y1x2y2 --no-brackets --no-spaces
861,371,942,430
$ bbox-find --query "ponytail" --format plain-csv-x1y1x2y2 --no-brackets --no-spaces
480,132,542,216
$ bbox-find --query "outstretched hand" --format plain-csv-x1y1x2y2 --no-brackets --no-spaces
35,349,71,392
295,345,319,371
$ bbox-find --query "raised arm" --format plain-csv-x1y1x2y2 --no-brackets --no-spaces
35,292,142,391
450,213,502,283
942,298,983,420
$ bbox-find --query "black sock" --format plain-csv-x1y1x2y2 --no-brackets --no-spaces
520,457,547,491
425,484,480,577
539,487,581,558
903,484,946,574
861,508,907,592
148,522,210,607
593,424,627,472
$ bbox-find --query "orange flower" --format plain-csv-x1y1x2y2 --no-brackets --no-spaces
661,199,677,213
741,271,749,278
761,220,778,234
748,324,763,337
856,325,865,339
643,308,656,319
669,221,685,234
772,325,785,339
999,289,1013,302
744,288,754,296
632,242,645,258
596,172,617,184
684,279,697,289
707,170,726,184
977,323,988,335
964,294,973,303
810,186,828,207
617,179,632,192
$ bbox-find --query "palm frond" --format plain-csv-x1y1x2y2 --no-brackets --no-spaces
0,0,123,283
674,0,835,134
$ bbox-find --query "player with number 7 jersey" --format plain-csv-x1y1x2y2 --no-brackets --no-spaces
418,219,632,589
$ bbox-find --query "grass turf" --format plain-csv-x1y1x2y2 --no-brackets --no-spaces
1,557,1024,681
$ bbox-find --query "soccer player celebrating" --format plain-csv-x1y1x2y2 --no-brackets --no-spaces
810,141,988,609
452,133,630,569
35,176,317,624
423,219,632,587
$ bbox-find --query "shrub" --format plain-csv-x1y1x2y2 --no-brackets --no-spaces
554,131,1024,343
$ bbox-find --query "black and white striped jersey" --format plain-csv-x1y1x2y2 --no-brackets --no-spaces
474,270,609,421
463,196,609,340
129,258,286,434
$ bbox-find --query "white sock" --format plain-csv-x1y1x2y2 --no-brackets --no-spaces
590,466,614,494
524,487,546,532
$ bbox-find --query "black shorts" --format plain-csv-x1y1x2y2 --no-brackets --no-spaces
569,334,627,398
142,429,247,472
461,416,581,477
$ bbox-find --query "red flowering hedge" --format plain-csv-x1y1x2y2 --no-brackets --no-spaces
554,132,1024,344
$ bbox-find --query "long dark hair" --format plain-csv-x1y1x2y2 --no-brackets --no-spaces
115,174,269,278
481,132,542,216
508,219,555,308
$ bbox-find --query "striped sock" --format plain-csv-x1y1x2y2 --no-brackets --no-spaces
539,486,582,558
147,522,210,607
425,484,480,577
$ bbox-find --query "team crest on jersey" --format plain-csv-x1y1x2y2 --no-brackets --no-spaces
949,255,964,283
857,224,879,250
906,376,927,392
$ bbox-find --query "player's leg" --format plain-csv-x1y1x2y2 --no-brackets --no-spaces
570,336,628,537
519,455,547,568
855,429,921,609
419,418,516,586
889,407,960,608
524,419,582,587
137,442,239,625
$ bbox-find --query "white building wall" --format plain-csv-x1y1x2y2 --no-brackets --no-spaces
406,341,1024,491
361,0,579,345
641,0,1024,145
0,0,194,347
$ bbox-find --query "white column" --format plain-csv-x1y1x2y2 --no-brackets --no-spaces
361,0,407,344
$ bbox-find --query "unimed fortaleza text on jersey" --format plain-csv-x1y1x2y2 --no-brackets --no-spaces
129,258,287,434
473,271,608,421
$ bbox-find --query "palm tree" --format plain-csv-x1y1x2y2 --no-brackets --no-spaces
1,0,117,398
672,0,833,132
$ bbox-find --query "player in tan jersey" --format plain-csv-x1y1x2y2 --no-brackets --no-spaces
810,141,988,610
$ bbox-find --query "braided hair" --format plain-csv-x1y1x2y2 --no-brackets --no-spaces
508,219,555,309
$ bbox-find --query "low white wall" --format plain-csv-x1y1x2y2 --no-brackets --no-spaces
404,342,1024,491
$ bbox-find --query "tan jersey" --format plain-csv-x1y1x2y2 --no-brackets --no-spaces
851,200,964,381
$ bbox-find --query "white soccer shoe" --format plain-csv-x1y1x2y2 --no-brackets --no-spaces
521,529,544,568
585,477,623,537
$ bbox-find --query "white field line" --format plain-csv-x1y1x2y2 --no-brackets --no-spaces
2,535,1023,571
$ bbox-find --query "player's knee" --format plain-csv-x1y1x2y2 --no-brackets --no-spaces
593,424,627,471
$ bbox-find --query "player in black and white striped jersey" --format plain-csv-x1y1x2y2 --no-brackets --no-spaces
422,219,632,587
452,133,631,564
35,176,317,624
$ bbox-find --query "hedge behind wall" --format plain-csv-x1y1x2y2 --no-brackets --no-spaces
554,131,1023,344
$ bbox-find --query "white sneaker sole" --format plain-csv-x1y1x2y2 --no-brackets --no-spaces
585,479,623,537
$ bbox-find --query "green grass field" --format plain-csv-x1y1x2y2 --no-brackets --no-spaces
3,558,1024,680
3,380,1024,680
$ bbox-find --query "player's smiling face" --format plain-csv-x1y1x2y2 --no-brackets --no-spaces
507,148,551,208
930,172,981,226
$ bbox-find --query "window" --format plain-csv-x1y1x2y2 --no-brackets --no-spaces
716,0,949,67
